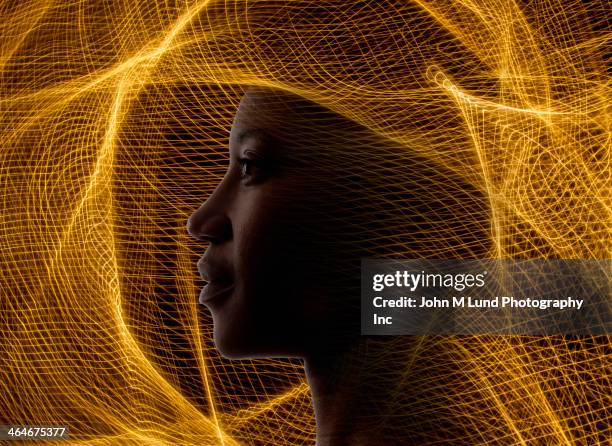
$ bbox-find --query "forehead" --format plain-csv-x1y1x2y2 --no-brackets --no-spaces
228,88,365,160
230,89,311,141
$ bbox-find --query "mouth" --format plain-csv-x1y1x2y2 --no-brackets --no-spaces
197,255,234,305
199,280,235,305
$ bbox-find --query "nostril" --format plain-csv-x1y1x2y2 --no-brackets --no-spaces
186,215,200,238
187,213,232,243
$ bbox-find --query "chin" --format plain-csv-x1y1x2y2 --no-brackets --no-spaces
213,328,262,359
215,344,250,360
216,342,303,360
213,329,304,359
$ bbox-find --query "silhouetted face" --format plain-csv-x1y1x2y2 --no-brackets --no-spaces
186,89,358,358
187,88,489,359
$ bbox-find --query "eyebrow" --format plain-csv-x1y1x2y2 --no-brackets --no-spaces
238,128,271,145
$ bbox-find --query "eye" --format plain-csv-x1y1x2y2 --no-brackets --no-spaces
237,157,264,184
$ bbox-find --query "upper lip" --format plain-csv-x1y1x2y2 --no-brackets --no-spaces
197,254,233,284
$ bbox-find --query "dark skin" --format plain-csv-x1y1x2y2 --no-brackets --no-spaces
187,88,489,445
186,88,373,357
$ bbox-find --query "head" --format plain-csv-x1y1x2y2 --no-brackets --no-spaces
187,87,488,359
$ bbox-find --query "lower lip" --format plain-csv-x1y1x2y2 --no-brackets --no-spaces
199,281,235,305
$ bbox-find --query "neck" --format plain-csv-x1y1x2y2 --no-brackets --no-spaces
304,341,384,446
304,337,465,445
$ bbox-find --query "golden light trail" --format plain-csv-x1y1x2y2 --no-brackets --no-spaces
1,0,609,444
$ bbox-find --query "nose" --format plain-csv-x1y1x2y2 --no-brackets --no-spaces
186,193,232,244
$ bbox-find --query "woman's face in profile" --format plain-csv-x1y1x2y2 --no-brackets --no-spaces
187,89,354,359
187,89,488,359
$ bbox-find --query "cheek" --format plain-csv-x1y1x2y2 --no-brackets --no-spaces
231,185,320,313
222,180,362,352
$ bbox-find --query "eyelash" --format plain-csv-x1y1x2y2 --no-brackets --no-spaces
238,157,261,183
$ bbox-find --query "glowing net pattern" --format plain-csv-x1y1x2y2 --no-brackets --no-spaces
0,0,609,444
